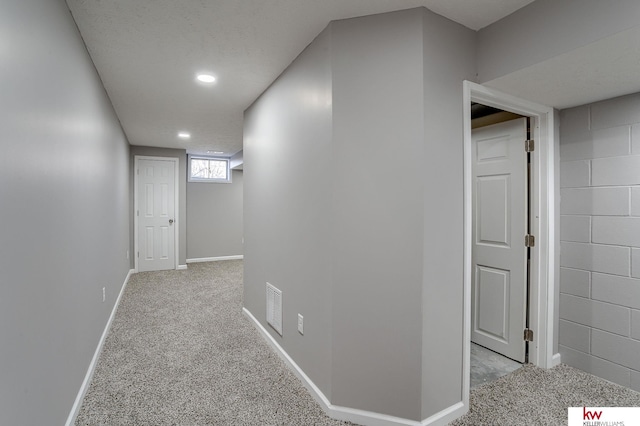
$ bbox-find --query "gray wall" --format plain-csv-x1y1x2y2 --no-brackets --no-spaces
0,0,131,424
330,11,424,419
244,25,334,398
187,170,243,259
558,93,640,392
420,10,476,417
244,7,476,421
230,150,244,170
477,0,640,83
130,146,187,267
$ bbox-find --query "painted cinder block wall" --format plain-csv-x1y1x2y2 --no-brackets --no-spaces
558,92,640,392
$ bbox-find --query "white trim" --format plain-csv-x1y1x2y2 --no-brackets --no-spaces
133,155,180,272
243,308,331,412
243,307,464,426
463,81,557,389
66,269,134,426
177,264,188,270
186,255,244,263
462,92,472,416
420,402,465,426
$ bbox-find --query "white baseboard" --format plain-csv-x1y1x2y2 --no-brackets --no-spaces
420,402,466,426
65,268,134,426
551,352,562,367
186,255,243,263
242,307,465,426
177,264,188,270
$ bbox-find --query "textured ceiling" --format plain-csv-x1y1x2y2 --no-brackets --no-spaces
66,0,535,156
484,25,640,110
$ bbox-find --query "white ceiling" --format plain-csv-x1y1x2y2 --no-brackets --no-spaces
484,25,640,110
66,0,535,156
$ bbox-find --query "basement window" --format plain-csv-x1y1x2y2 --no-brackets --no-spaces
188,156,231,183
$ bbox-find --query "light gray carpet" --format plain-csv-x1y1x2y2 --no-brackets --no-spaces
76,260,640,425
75,261,349,425
452,363,640,425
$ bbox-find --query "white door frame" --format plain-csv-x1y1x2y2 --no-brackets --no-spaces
462,81,558,404
133,155,180,272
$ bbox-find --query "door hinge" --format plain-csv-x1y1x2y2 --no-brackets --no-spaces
524,328,534,342
525,139,535,152
525,234,535,247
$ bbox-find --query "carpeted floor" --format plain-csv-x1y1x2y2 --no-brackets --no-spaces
76,260,640,425
75,261,349,425
452,363,640,425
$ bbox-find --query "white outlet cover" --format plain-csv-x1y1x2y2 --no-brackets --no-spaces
298,314,304,334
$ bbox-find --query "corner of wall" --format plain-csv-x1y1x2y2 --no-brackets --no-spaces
420,7,476,420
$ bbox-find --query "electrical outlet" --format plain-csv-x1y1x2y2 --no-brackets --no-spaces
298,314,304,335
102,287,106,302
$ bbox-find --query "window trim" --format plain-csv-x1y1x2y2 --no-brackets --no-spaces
188,155,232,183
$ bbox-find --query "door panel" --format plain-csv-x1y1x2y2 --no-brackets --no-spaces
477,175,510,246
476,265,509,341
138,159,176,272
476,135,509,162
471,118,527,363
161,226,169,258
144,227,154,260
161,184,169,215
145,184,154,216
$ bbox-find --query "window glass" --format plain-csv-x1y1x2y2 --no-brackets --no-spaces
188,156,231,183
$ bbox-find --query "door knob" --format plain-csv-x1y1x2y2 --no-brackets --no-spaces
169,219,174,224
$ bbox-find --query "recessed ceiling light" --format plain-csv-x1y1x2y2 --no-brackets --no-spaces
178,132,191,139
196,74,216,83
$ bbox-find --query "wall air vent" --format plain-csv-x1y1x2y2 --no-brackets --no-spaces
266,282,283,336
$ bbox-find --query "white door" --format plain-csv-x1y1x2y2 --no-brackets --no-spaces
471,118,528,363
137,159,176,272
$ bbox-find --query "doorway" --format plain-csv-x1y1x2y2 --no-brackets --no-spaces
470,109,529,387
134,156,180,272
462,81,558,403
471,114,529,363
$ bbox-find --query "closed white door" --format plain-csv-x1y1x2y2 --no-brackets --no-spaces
137,159,176,272
471,118,528,363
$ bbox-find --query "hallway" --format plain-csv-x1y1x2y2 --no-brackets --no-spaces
75,261,347,425
76,261,640,425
